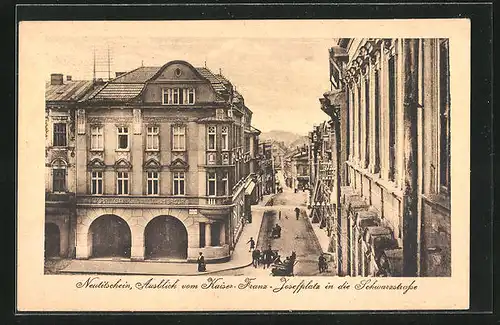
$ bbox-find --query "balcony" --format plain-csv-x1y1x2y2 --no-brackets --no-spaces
205,196,232,205
205,151,232,166
76,195,233,208
45,192,75,202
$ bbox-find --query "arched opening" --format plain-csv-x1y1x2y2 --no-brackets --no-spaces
45,222,60,258
88,215,131,258
144,216,188,260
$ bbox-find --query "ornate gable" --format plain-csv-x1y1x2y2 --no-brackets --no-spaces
87,158,105,171
114,158,132,171
169,157,189,170
144,158,161,171
151,60,205,82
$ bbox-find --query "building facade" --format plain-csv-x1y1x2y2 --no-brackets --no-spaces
326,38,451,277
289,145,310,191
45,61,261,263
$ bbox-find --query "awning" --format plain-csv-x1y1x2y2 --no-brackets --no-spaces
245,181,256,195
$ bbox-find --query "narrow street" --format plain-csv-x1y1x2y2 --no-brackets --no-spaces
216,171,335,276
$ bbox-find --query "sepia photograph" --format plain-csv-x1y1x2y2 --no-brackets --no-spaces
18,19,470,311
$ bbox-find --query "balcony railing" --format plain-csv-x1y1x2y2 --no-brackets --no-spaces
45,192,75,202
205,196,232,205
76,195,233,207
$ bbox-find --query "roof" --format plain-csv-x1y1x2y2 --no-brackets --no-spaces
45,80,94,102
196,67,230,94
84,65,234,103
111,67,161,83
91,83,145,102
197,116,234,123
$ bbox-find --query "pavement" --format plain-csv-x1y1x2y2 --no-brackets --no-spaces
56,194,275,276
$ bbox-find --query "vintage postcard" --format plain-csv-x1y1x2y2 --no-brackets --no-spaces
17,19,470,311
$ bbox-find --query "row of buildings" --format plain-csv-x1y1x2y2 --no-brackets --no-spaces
44,60,273,262
307,38,451,277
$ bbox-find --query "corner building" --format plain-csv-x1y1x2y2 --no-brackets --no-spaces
46,61,261,262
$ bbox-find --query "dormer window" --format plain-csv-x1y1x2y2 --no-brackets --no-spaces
162,88,196,105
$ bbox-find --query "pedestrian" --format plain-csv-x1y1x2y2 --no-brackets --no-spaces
278,210,281,220
247,237,255,252
264,245,273,269
318,254,326,273
197,252,206,272
252,249,261,268
295,207,300,220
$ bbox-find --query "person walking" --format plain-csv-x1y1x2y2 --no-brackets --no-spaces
197,252,206,272
247,237,255,252
252,249,261,268
278,210,281,220
294,207,300,220
264,245,273,269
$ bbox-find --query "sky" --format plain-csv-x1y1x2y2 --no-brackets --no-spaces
27,21,338,135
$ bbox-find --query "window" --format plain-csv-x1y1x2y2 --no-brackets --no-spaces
162,89,171,105
207,125,216,151
221,126,229,150
222,152,229,165
90,126,104,150
173,88,180,104
91,171,103,195
53,123,67,147
207,172,216,196
221,172,229,196
52,168,66,192
117,127,129,150
162,88,196,105
146,126,159,151
173,172,185,196
374,69,381,173
147,171,159,195
388,56,397,181
116,172,129,195
172,125,186,151
439,39,450,191
183,88,195,105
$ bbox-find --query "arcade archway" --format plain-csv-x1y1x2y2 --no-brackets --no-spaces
88,215,131,258
144,216,188,260
44,222,60,258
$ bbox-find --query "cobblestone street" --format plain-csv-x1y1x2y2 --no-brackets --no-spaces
216,174,335,276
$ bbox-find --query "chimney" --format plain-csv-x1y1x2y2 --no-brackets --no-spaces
50,73,64,85
66,75,72,81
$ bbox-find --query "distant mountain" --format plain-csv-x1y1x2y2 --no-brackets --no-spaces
289,136,309,150
259,130,307,148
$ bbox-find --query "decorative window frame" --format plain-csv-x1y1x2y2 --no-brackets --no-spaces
52,121,68,147
221,125,229,151
207,125,217,151
90,124,104,152
51,158,67,193
145,125,160,151
90,170,104,195
161,88,196,105
146,170,160,196
172,124,187,151
172,171,186,196
116,125,130,151
207,171,217,196
116,171,130,196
